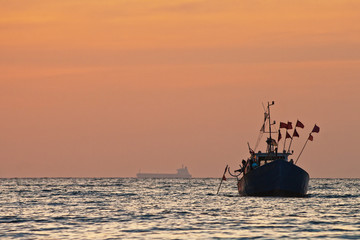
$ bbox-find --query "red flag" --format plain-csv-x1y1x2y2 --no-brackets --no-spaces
222,165,228,181
287,121,293,129
279,122,288,129
293,129,299,137
308,134,313,141
286,131,292,139
312,124,320,133
278,130,282,141
296,120,304,128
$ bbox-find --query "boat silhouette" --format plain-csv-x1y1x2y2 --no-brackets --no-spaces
229,102,311,197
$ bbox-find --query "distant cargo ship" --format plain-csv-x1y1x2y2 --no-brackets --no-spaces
136,166,192,178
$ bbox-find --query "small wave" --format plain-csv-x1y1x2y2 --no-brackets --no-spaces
52,216,68,220
123,229,151,233
0,217,29,223
222,194,240,198
159,210,171,214
122,226,202,233
66,191,83,196
115,193,137,197
41,189,54,192
316,194,360,199
138,214,166,220
34,226,70,232
46,202,65,206
174,211,191,216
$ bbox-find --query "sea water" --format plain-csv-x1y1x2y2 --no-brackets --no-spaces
0,178,359,239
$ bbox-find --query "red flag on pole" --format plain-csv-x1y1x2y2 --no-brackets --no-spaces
308,134,314,141
286,131,292,139
217,165,228,194
312,124,320,133
296,120,304,128
293,129,300,137
278,130,282,141
222,165,228,181
287,122,293,129
279,122,288,129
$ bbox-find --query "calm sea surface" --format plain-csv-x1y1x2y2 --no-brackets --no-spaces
0,178,359,239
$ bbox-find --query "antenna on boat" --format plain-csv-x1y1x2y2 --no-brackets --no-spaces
268,101,274,138
247,142,254,155
266,101,275,153
261,102,266,112
255,102,277,152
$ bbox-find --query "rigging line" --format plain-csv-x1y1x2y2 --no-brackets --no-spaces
254,131,263,151
255,103,270,151
262,102,266,112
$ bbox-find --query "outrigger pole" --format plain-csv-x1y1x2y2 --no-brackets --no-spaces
216,164,228,195
295,124,320,164
295,136,310,164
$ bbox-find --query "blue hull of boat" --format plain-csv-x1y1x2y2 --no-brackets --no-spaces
237,160,309,197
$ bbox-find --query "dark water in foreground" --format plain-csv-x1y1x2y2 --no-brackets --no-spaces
0,178,359,239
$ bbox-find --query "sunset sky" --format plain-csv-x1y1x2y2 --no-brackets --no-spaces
1,0,359,178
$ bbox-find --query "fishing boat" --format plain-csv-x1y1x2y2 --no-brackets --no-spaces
136,166,192,179
224,101,318,197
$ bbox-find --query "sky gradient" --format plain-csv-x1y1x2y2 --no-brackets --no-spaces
1,0,360,178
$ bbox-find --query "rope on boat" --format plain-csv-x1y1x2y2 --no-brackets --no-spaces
227,166,241,178
254,131,263,152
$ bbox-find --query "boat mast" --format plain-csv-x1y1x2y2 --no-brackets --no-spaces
267,101,275,153
268,102,272,141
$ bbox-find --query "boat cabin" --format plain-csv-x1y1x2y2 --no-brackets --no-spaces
243,151,292,174
255,152,290,166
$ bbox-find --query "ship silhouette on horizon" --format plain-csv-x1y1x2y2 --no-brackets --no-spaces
136,165,192,179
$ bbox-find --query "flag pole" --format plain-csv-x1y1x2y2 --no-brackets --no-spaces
287,135,294,153
283,131,288,152
287,127,297,153
296,124,319,164
216,165,228,195
295,137,309,164
277,129,281,146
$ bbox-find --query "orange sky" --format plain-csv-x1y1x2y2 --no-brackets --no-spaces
1,0,360,178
